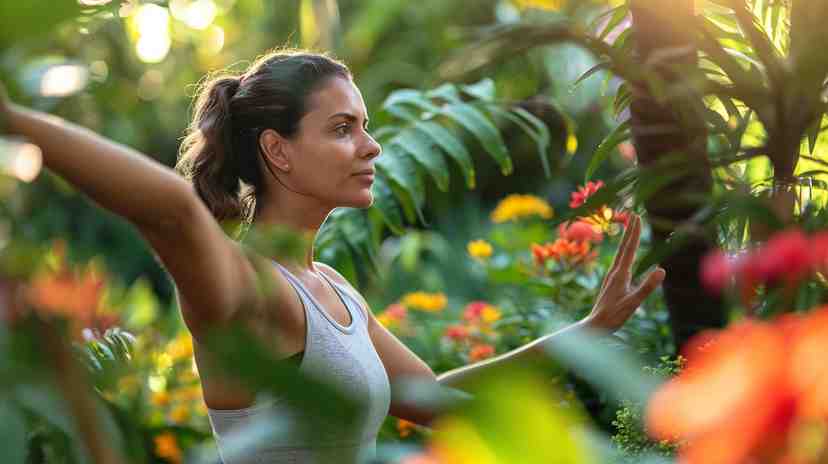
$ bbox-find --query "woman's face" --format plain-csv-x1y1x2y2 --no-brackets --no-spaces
280,76,382,209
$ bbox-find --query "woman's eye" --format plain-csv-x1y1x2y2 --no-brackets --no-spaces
335,124,351,136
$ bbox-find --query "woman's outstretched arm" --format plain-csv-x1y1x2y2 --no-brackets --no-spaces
436,215,664,392
1,87,193,230
0,86,260,330
354,215,665,426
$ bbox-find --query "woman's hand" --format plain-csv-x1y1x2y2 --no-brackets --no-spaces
585,215,665,333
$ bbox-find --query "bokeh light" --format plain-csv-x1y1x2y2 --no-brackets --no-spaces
132,4,171,63
0,138,43,183
39,64,89,98
170,0,218,30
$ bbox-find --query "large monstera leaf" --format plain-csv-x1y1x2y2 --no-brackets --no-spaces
317,79,555,284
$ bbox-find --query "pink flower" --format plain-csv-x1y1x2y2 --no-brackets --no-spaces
386,303,408,320
749,229,811,286
558,220,603,243
700,250,734,295
569,181,604,209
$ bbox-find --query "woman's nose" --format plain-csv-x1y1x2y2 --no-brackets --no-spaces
362,134,382,159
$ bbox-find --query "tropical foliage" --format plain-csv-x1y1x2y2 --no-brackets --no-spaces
4,0,828,463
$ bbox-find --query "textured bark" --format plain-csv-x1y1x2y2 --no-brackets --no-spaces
628,0,726,349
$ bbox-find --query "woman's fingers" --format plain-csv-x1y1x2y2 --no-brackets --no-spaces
627,267,666,307
601,215,639,292
616,215,642,283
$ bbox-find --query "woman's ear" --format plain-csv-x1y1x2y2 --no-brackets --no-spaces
259,128,291,172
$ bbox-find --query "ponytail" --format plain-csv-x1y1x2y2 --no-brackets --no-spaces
176,75,254,225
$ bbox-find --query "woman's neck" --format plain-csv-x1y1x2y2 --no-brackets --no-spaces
249,194,333,272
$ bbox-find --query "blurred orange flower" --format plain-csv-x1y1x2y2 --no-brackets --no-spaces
154,432,182,464
469,344,495,362
398,418,417,438
646,307,828,464
23,243,117,338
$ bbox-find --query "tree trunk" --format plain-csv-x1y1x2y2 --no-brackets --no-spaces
628,0,727,349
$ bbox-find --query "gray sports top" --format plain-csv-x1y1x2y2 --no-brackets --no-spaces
207,261,391,464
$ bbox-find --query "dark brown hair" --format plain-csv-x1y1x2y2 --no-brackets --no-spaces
176,49,351,227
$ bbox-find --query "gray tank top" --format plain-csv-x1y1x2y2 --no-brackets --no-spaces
207,261,391,464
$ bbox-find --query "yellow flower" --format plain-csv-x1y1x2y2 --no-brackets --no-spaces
512,0,564,11
154,433,182,464
401,292,448,312
467,240,494,260
169,404,191,424
480,306,502,324
172,385,203,402
490,194,553,223
151,390,170,407
166,332,194,362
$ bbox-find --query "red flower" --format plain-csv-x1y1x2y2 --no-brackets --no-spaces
444,324,470,342
462,301,488,322
750,229,811,286
569,181,604,209
558,220,603,243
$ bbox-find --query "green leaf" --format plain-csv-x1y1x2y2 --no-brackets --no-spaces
391,130,450,191
807,112,825,155
493,106,552,178
441,103,513,175
586,121,630,182
414,121,476,189
382,89,440,114
573,61,610,89
426,83,463,103
460,78,496,102
597,4,629,41
370,176,405,234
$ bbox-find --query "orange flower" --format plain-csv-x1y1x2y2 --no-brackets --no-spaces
169,404,191,424
645,308,828,464
469,344,495,362
532,239,597,267
398,418,417,438
154,432,182,464
23,251,117,338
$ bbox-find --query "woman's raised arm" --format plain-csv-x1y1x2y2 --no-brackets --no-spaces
0,85,259,331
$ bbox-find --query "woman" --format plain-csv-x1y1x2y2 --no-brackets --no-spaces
0,49,665,463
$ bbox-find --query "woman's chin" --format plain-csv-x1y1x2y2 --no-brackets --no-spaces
341,192,374,209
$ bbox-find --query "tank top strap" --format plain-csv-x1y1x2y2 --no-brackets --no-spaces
272,261,357,334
